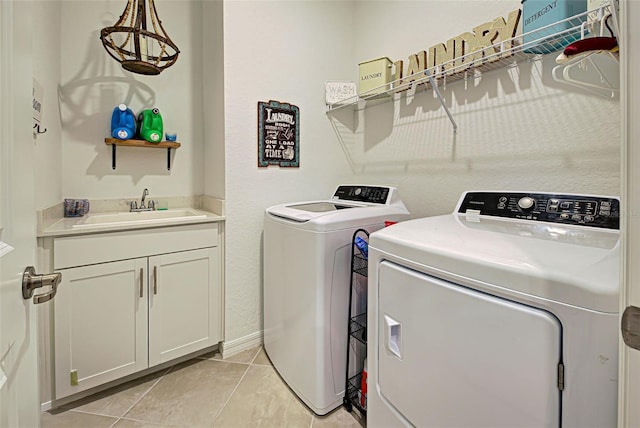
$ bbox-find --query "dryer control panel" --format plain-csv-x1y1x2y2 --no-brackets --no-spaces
457,191,620,230
333,185,391,204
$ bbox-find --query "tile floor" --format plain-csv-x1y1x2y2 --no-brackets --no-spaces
41,346,364,428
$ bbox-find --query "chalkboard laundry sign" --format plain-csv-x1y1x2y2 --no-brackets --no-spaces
258,100,300,168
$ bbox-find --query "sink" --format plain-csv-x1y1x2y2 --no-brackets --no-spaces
72,208,208,228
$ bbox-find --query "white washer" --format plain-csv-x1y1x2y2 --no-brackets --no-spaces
368,191,620,428
264,185,410,415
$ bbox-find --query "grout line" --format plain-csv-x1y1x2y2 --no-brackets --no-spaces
60,366,174,422
212,362,252,423
58,409,121,428
116,366,173,423
112,415,167,426
197,356,254,366
63,408,121,419
197,346,264,366
53,350,278,428
247,346,262,365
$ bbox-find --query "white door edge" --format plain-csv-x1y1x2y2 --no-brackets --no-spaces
619,0,640,426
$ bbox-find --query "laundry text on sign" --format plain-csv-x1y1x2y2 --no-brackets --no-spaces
391,9,521,90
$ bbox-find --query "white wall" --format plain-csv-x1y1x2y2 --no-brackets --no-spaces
58,1,204,201
221,0,620,343
203,0,225,199
222,1,357,340
33,1,63,211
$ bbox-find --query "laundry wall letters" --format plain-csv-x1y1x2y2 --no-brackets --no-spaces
390,9,522,90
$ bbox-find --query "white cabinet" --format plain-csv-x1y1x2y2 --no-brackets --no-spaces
54,259,148,398
148,248,219,366
49,223,222,400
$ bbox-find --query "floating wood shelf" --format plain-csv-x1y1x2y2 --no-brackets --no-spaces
105,138,181,170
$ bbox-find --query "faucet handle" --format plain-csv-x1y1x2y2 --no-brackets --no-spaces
148,200,156,210
130,201,138,211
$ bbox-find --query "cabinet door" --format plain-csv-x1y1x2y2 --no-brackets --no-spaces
148,247,220,367
54,258,148,399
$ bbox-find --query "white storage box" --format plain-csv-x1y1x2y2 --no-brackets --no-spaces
358,57,392,98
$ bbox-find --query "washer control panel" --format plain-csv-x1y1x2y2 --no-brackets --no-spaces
333,185,391,204
457,191,619,230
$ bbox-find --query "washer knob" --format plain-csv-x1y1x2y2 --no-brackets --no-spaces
518,197,536,211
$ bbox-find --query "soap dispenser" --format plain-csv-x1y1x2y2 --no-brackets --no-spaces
138,108,163,143
110,104,136,140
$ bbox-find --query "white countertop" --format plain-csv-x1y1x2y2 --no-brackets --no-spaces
39,207,225,238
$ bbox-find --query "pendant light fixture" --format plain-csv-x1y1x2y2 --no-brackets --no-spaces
100,0,179,76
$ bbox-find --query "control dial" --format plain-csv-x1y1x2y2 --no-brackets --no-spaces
518,197,536,212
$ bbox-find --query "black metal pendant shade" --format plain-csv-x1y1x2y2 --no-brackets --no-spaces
100,0,179,75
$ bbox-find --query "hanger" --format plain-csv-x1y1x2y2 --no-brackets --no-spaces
552,12,619,98
552,56,618,98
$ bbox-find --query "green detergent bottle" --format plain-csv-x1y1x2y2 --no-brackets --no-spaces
138,108,163,143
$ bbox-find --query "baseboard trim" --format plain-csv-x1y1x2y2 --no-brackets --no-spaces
41,401,52,412
220,331,263,359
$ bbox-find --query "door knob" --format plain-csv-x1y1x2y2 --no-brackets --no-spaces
22,266,61,304
622,305,640,351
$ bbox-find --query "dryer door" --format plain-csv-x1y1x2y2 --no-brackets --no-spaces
377,261,562,427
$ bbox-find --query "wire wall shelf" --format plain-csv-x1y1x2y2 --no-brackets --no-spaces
326,2,617,116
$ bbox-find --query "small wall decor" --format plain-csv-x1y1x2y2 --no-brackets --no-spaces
33,78,46,134
325,81,357,105
258,100,300,168
388,8,521,90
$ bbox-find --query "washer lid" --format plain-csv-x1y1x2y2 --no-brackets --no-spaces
286,202,359,213
264,185,410,228
370,214,620,313
266,201,365,223
266,201,409,231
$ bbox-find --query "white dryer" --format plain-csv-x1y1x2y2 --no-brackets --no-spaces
368,191,620,428
264,185,410,415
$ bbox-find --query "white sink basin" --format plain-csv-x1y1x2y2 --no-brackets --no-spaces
72,208,208,228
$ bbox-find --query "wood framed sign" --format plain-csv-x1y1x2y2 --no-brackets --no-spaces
258,100,300,167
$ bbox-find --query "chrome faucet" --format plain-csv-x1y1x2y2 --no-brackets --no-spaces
140,188,149,209
130,188,155,212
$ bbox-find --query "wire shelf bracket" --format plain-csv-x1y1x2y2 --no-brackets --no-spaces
326,1,619,130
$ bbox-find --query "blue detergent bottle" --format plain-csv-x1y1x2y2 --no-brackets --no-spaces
138,108,163,143
110,104,136,140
